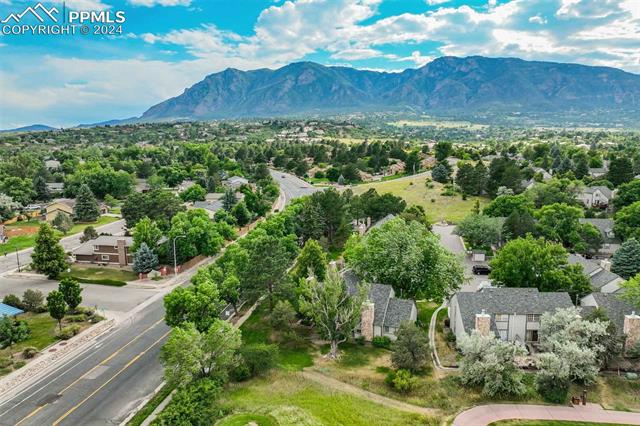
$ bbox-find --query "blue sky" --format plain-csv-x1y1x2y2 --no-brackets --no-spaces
0,0,638,128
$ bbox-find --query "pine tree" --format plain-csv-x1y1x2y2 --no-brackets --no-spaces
231,201,252,226
222,189,237,211
295,239,327,281
74,184,100,222
611,238,640,279
133,243,159,274
33,175,51,202
31,223,68,279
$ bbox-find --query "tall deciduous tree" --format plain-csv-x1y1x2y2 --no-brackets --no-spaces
164,281,225,333
489,235,591,299
74,183,100,222
344,217,463,300
299,267,367,359
454,214,503,249
132,216,162,252
79,225,98,243
161,320,241,387
52,212,73,235
614,201,640,241
179,183,207,202
0,317,30,348
33,175,51,202
31,223,68,279
59,277,82,312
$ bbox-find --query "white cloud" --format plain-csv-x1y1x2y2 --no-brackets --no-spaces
425,0,449,5
128,0,191,7
528,14,547,24
56,0,112,10
398,51,434,67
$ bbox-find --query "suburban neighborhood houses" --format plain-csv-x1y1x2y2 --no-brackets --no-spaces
0,119,640,426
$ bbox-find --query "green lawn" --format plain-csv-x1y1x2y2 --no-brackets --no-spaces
217,413,278,426
220,371,435,426
350,174,488,223
60,264,137,286
0,311,96,377
0,216,119,255
490,421,634,426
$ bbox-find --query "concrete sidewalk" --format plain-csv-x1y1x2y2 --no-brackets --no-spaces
452,403,640,426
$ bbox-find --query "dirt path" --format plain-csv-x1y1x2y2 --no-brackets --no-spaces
452,403,640,426
301,370,440,417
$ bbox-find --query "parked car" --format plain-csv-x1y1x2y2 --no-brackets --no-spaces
472,265,491,275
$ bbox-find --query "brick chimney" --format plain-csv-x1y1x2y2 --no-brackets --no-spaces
624,312,640,353
360,301,375,341
116,239,127,267
475,310,491,337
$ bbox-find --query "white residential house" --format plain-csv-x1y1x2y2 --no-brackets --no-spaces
577,186,614,208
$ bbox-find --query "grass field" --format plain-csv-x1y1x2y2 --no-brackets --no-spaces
60,264,137,286
0,312,95,377
219,371,434,426
350,174,488,223
0,216,119,255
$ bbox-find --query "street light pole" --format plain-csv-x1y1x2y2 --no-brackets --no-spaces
15,249,20,273
172,235,186,278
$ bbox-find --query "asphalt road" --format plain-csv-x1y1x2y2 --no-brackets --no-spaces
0,298,168,426
0,275,158,314
0,177,312,425
0,219,126,276
269,169,320,205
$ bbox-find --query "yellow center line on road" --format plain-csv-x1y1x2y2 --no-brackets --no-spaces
13,318,166,426
52,330,171,426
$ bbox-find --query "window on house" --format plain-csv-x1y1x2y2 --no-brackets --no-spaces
527,314,540,322
494,314,508,322
101,255,110,261
526,329,539,342
383,326,390,333
93,245,99,251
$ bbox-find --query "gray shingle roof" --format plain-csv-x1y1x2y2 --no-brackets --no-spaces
73,235,133,255
568,253,601,276
586,293,636,334
583,186,613,199
193,200,223,212
590,269,622,290
454,287,573,334
384,298,415,328
370,214,396,230
342,269,414,328
578,218,619,244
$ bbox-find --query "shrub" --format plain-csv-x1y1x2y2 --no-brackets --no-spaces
65,314,87,323
270,300,297,331
14,361,26,369
57,324,81,340
155,378,225,426
2,294,23,310
536,374,569,403
231,343,279,381
0,357,13,368
22,289,45,312
391,322,429,372
385,369,417,393
22,347,38,359
627,341,640,359
372,336,391,349
90,315,105,323
445,330,457,343
355,336,366,345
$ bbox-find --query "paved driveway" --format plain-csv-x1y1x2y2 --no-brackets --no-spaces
432,224,488,292
0,274,158,314
453,403,640,426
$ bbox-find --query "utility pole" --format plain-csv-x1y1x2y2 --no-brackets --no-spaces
172,235,186,278
15,249,20,273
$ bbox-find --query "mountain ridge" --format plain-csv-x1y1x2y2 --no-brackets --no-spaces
140,56,640,124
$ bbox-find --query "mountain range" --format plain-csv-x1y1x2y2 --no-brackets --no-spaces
140,56,640,124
